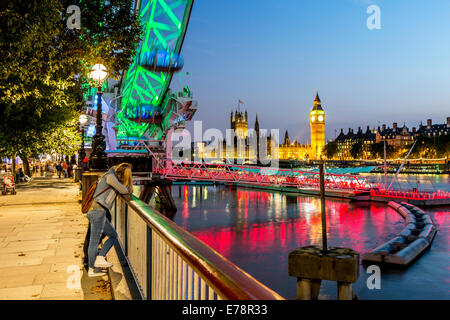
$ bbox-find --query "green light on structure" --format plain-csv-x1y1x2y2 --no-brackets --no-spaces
116,0,194,141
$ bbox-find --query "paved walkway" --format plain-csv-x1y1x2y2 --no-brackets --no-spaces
0,175,112,300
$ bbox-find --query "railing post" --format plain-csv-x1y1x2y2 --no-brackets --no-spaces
114,198,117,228
124,203,128,256
146,226,152,300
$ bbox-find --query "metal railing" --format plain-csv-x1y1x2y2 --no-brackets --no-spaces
110,194,284,300
154,159,372,190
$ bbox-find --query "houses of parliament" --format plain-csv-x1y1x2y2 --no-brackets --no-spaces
196,91,326,162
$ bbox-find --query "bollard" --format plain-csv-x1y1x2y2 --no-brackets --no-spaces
288,246,359,300
74,168,82,183
81,171,104,200
297,278,311,300
337,282,353,300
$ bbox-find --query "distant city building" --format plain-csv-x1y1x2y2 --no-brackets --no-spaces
310,91,326,159
335,126,376,160
375,122,414,148
278,130,311,160
195,91,330,162
415,118,450,137
332,117,450,160
279,91,325,160
230,109,248,140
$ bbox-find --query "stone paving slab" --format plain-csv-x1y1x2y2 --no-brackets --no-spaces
0,177,112,300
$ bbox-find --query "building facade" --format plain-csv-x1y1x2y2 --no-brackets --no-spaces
310,91,326,159
335,126,376,160
195,91,328,162
278,130,312,160
332,117,450,160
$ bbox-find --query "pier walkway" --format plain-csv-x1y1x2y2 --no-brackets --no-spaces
0,176,111,300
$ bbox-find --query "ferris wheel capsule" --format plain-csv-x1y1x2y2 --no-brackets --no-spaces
118,0,194,140
140,48,184,73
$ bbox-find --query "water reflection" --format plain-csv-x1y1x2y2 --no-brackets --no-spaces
172,184,449,299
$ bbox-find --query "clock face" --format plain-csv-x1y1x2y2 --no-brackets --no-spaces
311,116,315,122
318,115,324,122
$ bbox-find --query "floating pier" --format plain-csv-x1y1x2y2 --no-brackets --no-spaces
369,189,450,207
234,183,370,201
362,201,437,266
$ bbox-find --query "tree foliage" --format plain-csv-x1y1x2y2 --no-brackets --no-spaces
324,141,338,159
60,0,142,81
0,0,142,166
370,141,395,159
350,141,363,159
410,134,450,158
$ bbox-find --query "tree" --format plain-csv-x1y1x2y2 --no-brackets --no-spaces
60,0,143,81
370,141,395,160
350,141,363,159
324,141,338,159
410,134,450,159
0,1,142,175
0,0,78,175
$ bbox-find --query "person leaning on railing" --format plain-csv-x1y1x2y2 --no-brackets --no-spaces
85,163,133,277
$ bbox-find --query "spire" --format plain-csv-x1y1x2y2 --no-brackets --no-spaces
312,89,323,110
230,111,234,130
254,114,259,132
284,130,290,145
314,89,321,103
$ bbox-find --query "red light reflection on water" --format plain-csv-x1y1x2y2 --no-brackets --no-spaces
178,188,404,258
427,207,450,247
173,184,450,299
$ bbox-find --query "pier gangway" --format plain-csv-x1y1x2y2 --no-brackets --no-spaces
154,160,371,191
153,160,450,204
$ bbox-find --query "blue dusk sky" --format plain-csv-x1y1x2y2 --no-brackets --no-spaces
178,0,450,143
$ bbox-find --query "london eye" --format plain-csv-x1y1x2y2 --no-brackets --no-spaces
117,0,196,143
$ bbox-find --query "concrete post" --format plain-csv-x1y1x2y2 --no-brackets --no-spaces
296,278,311,300
296,278,322,300
337,282,353,300
289,246,359,300
311,279,322,300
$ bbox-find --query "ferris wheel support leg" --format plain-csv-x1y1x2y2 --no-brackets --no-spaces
165,127,174,161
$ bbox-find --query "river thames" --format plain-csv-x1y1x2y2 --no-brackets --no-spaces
170,174,450,300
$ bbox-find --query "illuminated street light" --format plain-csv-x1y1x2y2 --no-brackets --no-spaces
79,114,88,127
89,63,108,83
88,63,108,170
75,113,89,182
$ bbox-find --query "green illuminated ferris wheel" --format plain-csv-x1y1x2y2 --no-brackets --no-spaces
117,0,195,141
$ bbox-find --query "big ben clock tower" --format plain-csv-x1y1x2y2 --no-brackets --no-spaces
310,90,325,159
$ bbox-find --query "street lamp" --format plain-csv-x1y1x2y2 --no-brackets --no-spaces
88,63,108,170
75,113,88,182
78,114,88,167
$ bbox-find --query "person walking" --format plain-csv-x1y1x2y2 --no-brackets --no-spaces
62,162,68,178
56,163,62,179
85,163,133,277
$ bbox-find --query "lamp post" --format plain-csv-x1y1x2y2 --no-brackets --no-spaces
78,114,88,166
75,114,88,182
88,63,108,170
